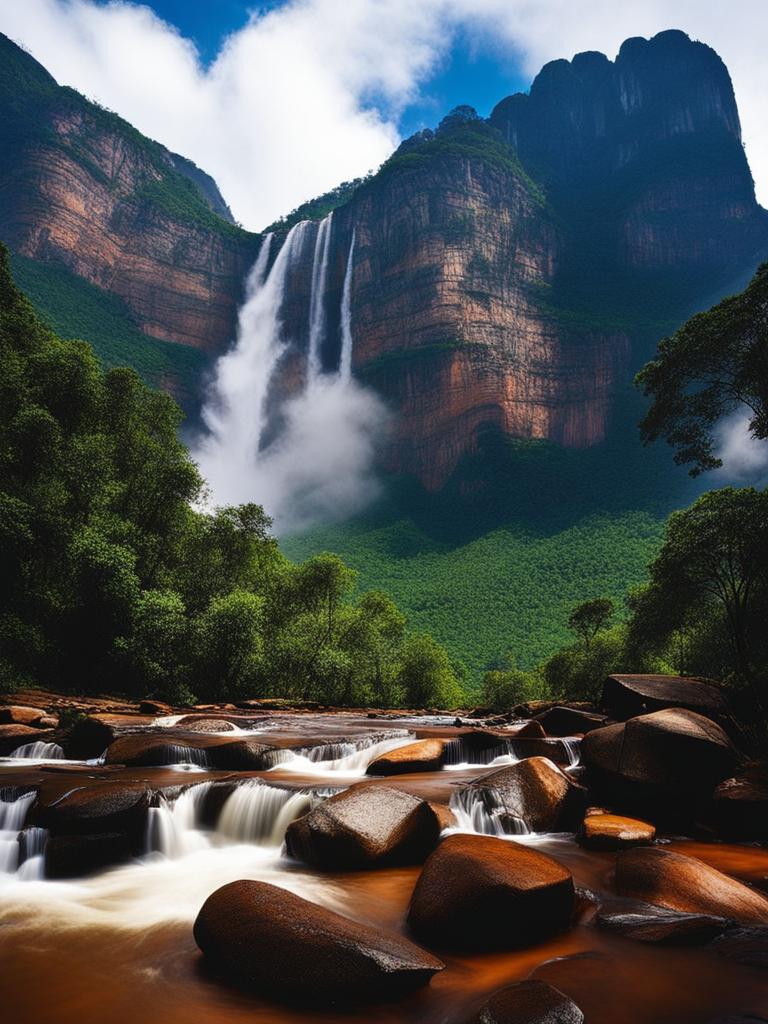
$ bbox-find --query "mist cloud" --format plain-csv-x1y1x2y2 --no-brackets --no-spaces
714,410,768,483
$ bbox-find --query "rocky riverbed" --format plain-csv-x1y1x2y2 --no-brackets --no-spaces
0,676,766,1023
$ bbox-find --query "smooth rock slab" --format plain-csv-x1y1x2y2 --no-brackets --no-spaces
193,879,444,1002
407,833,575,949
366,739,445,775
601,674,728,720
285,783,441,868
469,979,584,1024
104,733,275,769
578,811,655,850
615,847,768,925
595,896,728,943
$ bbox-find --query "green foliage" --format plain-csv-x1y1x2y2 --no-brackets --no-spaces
541,625,630,702
481,660,551,710
637,262,768,474
567,597,614,648
0,244,458,707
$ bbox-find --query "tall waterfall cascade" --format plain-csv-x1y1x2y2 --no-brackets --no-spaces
194,214,386,531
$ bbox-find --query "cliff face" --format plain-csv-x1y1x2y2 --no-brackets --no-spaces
0,34,259,354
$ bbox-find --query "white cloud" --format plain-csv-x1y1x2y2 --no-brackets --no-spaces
2,1,767,229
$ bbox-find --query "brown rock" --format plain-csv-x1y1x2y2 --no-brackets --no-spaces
0,705,47,726
366,739,445,775
712,767,768,840
615,847,768,925
104,733,275,769
32,782,150,836
601,674,727,720
45,831,142,878
193,879,444,1002
578,812,655,850
469,979,584,1024
173,717,236,734
407,833,575,949
534,706,608,737
582,708,740,798
139,700,174,715
0,724,56,755
595,896,728,943
711,927,768,969
285,784,441,869
464,757,587,832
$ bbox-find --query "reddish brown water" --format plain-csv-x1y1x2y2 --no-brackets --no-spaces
1,714,766,1024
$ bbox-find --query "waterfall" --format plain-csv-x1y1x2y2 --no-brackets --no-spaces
0,790,48,878
449,788,529,837
307,212,333,382
216,782,314,845
8,741,64,760
273,730,414,775
339,229,355,381
145,783,214,858
561,738,581,770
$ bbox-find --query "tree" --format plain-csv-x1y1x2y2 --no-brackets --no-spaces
567,598,614,649
397,633,461,709
637,263,768,475
481,663,549,710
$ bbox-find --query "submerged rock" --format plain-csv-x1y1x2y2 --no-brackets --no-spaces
469,979,584,1023
615,847,768,925
285,783,441,868
366,739,445,775
578,810,655,850
595,896,728,943
193,879,444,1002
465,756,587,832
407,833,575,949
104,733,274,769
711,927,768,969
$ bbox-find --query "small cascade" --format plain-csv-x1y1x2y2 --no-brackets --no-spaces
0,790,47,878
153,744,210,768
216,782,315,846
273,730,414,775
145,782,214,858
8,741,64,760
561,738,582,770
307,212,333,381
449,788,529,837
442,737,515,768
339,229,355,380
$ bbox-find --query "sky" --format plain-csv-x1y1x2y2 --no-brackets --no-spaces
0,1,766,230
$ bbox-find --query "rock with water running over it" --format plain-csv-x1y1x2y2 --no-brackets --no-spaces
31,781,151,836
0,724,56,755
407,833,575,949
468,979,584,1024
45,830,143,878
595,896,729,943
193,879,444,1002
577,810,655,850
103,732,275,769
601,674,728,720
464,756,587,832
582,708,740,802
285,783,441,868
0,705,48,726
366,739,446,775
615,847,768,925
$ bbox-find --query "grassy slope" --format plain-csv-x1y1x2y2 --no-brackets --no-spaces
9,253,209,408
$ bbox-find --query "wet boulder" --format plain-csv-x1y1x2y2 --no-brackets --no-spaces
468,979,584,1024
464,757,587,833
172,717,237,734
366,739,445,776
193,879,444,1002
601,674,727,721
615,847,768,925
284,783,441,868
138,700,174,715
32,781,151,837
582,708,740,800
577,810,655,850
534,706,608,737
711,926,768,969
407,833,575,949
45,831,143,878
595,896,728,944
104,733,275,769
0,705,48,726
0,724,56,755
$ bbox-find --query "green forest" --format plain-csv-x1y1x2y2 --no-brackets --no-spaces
2,239,767,721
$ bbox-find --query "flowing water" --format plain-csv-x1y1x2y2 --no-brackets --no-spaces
339,228,356,381
0,714,765,1024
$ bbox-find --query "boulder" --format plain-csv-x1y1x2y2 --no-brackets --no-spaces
507,720,547,739
45,831,142,878
615,847,768,925
173,717,237,734
193,879,444,1002
469,979,584,1024
582,708,740,799
0,705,47,726
285,784,441,868
711,927,768,969
712,768,768,840
407,833,575,949
138,700,174,715
0,724,56,755
104,733,275,769
595,896,728,943
534,706,608,737
366,739,445,776
31,782,150,836
601,674,727,720
464,757,587,832
578,811,655,850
